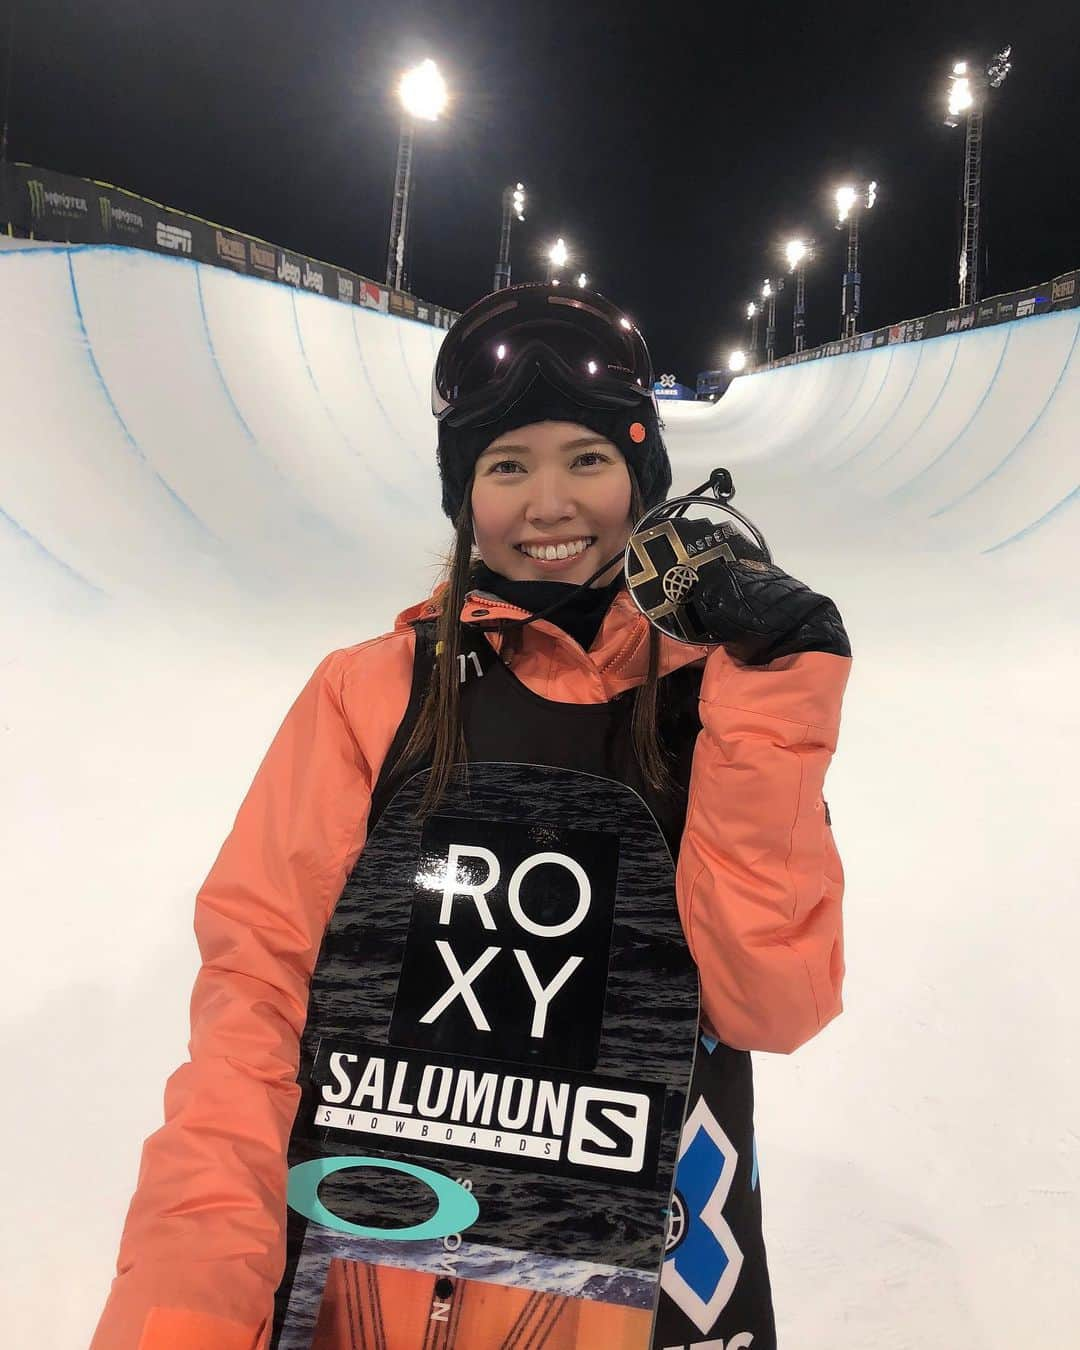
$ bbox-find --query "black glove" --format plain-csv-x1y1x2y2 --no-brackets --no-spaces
688,558,851,666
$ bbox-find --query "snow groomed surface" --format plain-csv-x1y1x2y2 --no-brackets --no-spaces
1,243,1077,1349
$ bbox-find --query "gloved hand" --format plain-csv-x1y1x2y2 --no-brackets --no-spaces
687,558,851,666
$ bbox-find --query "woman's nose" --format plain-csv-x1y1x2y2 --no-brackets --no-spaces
525,471,576,524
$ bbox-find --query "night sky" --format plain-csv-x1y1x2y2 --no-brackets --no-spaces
4,0,1079,381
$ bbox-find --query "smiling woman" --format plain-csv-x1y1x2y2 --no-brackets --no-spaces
471,419,633,584
92,283,851,1350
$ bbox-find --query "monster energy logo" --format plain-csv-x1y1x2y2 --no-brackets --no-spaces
99,197,144,233
27,179,88,220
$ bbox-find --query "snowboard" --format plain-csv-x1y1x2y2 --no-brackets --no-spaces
270,762,701,1349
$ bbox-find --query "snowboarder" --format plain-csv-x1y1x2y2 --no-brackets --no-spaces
91,283,852,1350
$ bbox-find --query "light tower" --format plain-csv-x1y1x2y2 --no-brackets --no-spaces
945,46,1011,307
835,181,877,337
494,183,526,291
761,278,783,365
385,59,448,292
784,239,813,353
746,301,760,367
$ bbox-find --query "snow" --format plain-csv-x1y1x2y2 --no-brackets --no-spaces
1,244,1077,1349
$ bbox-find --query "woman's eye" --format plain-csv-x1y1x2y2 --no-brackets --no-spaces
573,452,608,468
488,459,525,474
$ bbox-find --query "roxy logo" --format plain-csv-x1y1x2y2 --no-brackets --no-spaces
417,844,589,1036
392,816,619,1071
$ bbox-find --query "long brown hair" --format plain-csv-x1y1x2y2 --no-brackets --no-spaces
400,472,673,813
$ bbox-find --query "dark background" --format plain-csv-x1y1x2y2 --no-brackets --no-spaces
3,0,1077,379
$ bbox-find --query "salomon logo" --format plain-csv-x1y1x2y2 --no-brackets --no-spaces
566,1086,650,1172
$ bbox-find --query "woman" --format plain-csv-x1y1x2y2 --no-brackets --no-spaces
92,285,851,1350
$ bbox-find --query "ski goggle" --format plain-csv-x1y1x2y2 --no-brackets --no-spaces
432,284,656,428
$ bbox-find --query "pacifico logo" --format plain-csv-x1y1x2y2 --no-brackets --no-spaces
249,240,276,276
215,231,246,268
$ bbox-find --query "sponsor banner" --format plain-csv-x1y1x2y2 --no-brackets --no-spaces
214,228,248,272
1014,286,1051,319
1050,270,1078,311
360,279,388,311
98,193,153,247
944,305,976,335
389,288,418,317
921,308,952,340
249,239,276,279
155,218,196,256
2,163,445,327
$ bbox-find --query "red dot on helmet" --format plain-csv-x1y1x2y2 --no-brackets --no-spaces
629,422,646,444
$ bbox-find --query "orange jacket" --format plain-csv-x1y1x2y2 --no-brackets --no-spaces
91,588,850,1350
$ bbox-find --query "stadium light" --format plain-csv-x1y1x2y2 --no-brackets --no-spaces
945,46,1012,305
728,349,747,373
761,278,783,364
385,59,449,291
576,273,588,288
494,182,527,291
398,59,448,121
546,237,570,283
834,181,878,336
784,240,813,353
745,302,760,367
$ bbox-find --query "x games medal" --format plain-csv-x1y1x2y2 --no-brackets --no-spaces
624,468,774,646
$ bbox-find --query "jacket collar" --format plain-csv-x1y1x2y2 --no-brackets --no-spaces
395,588,705,684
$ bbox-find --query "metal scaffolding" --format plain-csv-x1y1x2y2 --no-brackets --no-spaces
385,119,415,291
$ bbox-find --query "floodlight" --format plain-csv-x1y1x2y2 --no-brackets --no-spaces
747,302,758,319
953,61,968,75
587,360,598,374
988,45,1012,87
835,186,857,224
948,76,973,118
867,180,878,210
728,350,747,373
785,239,808,271
512,184,526,221
577,273,588,288
549,238,569,268
762,279,772,299
398,59,448,122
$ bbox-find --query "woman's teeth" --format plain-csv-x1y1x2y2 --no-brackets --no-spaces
517,538,595,561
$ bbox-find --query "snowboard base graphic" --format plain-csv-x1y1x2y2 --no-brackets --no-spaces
310,1259,653,1348
271,764,701,1349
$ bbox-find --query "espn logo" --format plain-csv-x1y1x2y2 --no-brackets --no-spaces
567,1086,650,1173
